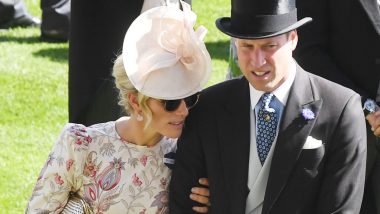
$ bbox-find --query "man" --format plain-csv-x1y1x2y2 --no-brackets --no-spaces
0,0,70,42
68,0,144,126
294,0,380,213
169,0,367,213
69,0,192,126
40,0,70,42
0,0,40,29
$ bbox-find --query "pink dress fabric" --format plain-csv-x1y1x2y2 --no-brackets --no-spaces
26,121,176,214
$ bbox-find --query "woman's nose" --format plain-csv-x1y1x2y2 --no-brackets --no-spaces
175,100,189,117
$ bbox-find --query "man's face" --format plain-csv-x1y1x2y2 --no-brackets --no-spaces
236,31,298,92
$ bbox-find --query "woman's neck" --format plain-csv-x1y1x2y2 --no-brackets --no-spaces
116,116,163,147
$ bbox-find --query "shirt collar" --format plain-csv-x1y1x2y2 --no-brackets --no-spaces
249,60,297,110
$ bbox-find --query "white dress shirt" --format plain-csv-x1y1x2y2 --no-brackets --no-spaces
245,60,296,214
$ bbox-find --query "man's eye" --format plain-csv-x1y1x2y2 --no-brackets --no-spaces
242,44,253,48
263,44,278,50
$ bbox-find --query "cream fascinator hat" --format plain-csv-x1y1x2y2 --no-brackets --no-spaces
122,1,212,100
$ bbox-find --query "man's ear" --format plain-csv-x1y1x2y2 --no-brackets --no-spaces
290,30,298,50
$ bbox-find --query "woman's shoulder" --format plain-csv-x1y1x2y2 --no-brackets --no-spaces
57,121,119,147
61,121,117,137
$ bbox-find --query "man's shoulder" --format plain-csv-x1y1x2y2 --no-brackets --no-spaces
304,69,357,98
203,77,247,96
306,72,356,95
193,77,248,111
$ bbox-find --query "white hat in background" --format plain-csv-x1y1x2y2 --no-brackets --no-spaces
122,1,212,100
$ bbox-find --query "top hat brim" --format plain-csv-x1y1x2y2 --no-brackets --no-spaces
216,17,312,39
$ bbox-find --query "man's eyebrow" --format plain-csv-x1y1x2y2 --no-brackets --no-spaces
237,41,251,45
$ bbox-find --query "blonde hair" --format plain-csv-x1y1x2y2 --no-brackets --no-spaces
112,55,153,127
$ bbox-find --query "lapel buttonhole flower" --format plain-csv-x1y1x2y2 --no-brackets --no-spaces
301,108,315,121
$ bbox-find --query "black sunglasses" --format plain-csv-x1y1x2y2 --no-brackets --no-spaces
159,92,200,112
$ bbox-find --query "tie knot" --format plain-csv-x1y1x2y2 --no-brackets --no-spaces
261,93,275,113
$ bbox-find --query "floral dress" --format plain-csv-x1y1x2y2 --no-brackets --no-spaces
26,121,177,214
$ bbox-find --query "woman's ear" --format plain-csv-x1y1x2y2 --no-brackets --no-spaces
127,93,141,114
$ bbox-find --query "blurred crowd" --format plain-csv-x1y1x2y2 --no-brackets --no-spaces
0,0,69,42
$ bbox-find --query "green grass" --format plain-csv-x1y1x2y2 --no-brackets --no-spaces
0,1,230,213
0,27,69,213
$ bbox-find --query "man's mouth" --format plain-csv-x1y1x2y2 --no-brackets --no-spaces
252,70,270,77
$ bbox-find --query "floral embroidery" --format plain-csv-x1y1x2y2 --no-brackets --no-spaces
140,155,148,167
37,153,55,181
84,183,97,201
132,173,143,187
70,124,93,150
160,177,168,189
54,173,64,185
75,138,83,145
56,156,65,167
100,142,116,156
85,164,97,178
46,153,55,166
151,190,169,212
84,151,101,178
66,159,74,171
128,157,139,168
97,157,125,191
27,122,173,213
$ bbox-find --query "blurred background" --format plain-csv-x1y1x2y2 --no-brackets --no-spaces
0,0,230,212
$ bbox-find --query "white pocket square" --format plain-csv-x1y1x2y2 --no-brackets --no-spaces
303,136,323,149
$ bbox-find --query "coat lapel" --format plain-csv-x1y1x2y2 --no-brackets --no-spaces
358,0,380,35
217,78,251,213
262,67,323,213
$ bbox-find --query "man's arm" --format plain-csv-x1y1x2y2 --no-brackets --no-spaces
169,109,208,213
316,94,367,213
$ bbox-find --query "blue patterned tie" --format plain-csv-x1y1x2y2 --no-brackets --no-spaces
256,93,278,165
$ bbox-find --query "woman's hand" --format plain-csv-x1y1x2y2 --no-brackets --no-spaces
366,110,380,136
190,178,210,213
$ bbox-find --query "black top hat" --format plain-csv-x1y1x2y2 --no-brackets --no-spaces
216,0,312,39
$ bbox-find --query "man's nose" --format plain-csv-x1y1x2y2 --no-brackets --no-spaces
250,49,266,67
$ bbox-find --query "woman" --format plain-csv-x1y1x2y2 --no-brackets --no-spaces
26,2,211,213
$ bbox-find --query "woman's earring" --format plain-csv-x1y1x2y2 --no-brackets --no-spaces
136,114,143,122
